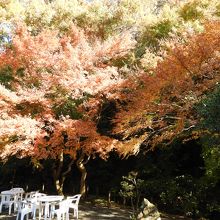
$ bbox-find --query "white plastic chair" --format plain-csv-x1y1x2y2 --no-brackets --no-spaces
10,188,24,192
24,191,39,200
0,193,15,215
28,192,47,219
52,199,70,220
66,194,81,219
16,200,33,220
10,188,25,198
39,195,63,220
16,192,46,220
10,188,25,210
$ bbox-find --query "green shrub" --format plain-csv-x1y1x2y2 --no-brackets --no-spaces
215,4,220,17
179,1,204,21
0,66,14,89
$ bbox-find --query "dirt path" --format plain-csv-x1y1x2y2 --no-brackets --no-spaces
0,202,192,220
78,202,132,219
0,202,132,220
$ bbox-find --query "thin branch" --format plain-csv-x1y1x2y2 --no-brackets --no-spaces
182,125,195,131
62,159,74,177
143,124,174,145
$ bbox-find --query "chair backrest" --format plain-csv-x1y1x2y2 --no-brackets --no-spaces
10,188,25,201
25,191,39,199
18,200,27,209
0,194,14,203
58,199,70,213
32,193,47,198
10,188,24,193
18,200,33,212
67,194,81,206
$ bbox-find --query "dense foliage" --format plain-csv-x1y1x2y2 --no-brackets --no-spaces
0,0,220,218
196,86,220,185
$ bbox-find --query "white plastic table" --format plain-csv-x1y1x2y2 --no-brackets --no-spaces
1,189,24,212
38,195,64,220
0,191,16,215
3,188,25,199
1,190,14,195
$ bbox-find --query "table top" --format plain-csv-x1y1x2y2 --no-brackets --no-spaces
38,195,64,202
1,190,18,195
1,188,24,193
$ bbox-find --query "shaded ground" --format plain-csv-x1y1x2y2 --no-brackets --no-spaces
0,199,192,220
79,202,132,219
0,201,132,220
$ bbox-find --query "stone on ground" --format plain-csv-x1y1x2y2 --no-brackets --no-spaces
137,198,161,220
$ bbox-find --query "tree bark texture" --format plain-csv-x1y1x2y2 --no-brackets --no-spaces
76,152,90,197
52,151,74,195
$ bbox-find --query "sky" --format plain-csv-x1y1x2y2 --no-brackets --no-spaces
0,22,12,52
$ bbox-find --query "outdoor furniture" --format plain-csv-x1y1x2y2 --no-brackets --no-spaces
11,188,25,200
0,188,24,214
24,191,39,200
10,188,24,192
10,188,25,210
66,194,81,219
24,192,47,219
51,199,70,220
38,195,64,220
0,192,16,215
16,192,47,220
16,200,33,220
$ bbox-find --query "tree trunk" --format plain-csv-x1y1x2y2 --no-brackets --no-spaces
107,191,111,208
52,152,64,195
59,159,74,194
131,197,136,218
76,152,90,197
52,151,74,195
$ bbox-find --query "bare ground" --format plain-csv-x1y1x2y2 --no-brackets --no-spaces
0,201,192,220
0,202,132,220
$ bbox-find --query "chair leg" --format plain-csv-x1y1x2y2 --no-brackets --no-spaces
75,209,78,219
66,212,69,220
9,204,12,215
0,204,2,213
13,202,16,213
57,213,61,220
21,212,25,220
32,208,37,220
16,212,20,220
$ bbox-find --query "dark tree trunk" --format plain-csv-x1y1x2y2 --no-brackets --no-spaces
76,152,90,197
52,152,74,195
52,152,64,195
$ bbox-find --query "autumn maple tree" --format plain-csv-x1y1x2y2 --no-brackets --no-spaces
1,0,220,197
112,20,220,153
0,21,137,195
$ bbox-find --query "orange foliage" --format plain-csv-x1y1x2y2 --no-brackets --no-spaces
113,21,220,149
33,118,116,160
0,22,136,160
3,19,220,160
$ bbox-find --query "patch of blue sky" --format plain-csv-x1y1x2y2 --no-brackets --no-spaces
0,22,12,52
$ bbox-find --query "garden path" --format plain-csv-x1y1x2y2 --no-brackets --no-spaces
0,201,192,219
0,202,131,220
